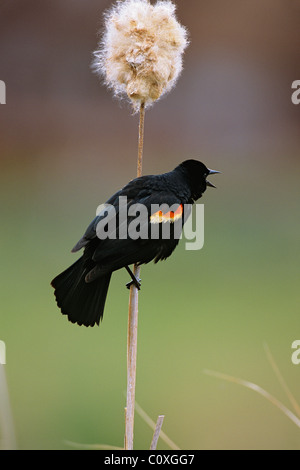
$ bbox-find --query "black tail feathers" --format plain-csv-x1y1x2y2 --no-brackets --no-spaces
51,257,111,327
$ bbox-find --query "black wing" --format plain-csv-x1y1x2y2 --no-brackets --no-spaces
71,176,190,281
71,174,161,252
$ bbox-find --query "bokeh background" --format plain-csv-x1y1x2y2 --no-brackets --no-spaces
0,0,299,450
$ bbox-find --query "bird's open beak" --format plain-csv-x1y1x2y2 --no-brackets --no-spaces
206,169,220,188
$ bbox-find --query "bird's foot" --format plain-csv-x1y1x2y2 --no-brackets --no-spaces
125,265,142,290
126,278,141,290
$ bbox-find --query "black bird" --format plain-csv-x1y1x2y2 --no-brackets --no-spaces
51,160,219,327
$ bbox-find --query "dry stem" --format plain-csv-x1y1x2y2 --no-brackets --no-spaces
135,401,180,450
137,102,145,178
263,342,300,419
150,415,165,450
125,102,145,450
0,364,17,450
203,368,300,429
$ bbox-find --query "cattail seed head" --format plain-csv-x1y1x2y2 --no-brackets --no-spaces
93,0,189,111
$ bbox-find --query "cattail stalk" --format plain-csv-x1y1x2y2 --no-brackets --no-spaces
125,102,145,450
0,364,17,450
93,0,188,450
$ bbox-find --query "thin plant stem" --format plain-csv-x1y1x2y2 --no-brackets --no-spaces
65,440,123,450
150,415,165,450
203,369,300,429
137,102,145,178
135,401,180,450
0,364,17,450
125,102,145,450
263,342,300,419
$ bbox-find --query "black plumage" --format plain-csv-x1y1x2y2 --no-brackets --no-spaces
51,160,219,326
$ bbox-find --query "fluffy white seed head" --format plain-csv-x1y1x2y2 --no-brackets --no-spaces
93,0,189,111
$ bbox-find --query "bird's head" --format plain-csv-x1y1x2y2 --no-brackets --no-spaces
177,159,220,201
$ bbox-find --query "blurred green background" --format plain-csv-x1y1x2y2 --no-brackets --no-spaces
0,0,299,450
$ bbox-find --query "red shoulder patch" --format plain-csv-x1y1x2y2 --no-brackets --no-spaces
150,204,183,224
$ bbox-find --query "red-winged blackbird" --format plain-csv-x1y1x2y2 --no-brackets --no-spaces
51,160,219,327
